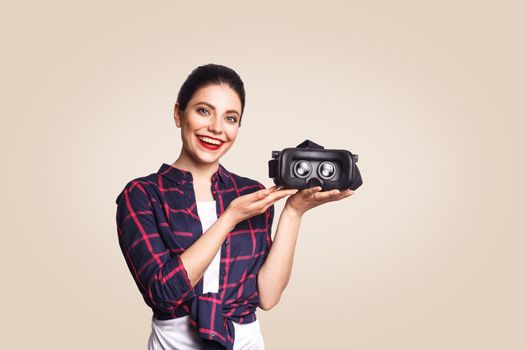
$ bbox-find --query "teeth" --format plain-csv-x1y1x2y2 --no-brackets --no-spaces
198,136,222,145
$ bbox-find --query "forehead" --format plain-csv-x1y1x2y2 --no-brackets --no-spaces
189,84,242,113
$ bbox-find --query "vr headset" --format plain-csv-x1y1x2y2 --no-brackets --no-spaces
268,139,363,191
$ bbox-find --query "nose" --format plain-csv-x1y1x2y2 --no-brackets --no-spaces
208,114,223,134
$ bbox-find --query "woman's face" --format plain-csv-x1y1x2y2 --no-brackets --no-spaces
174,83,242,167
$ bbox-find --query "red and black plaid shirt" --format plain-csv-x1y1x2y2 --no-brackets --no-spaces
115,163,274,350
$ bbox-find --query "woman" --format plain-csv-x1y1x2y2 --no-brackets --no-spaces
115,64,354,350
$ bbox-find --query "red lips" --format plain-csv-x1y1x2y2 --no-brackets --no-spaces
196,134,225,143
196,135,223,151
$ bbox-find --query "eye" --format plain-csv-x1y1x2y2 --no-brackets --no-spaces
197,108,210,116
226,115,238,123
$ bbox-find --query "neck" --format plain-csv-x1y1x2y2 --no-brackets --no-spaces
171,149,219,183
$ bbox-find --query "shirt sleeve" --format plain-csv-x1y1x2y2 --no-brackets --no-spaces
115,180,195,313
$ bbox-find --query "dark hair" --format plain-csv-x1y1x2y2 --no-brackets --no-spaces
176,63,246,126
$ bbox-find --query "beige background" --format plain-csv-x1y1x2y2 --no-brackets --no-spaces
2,1,524,349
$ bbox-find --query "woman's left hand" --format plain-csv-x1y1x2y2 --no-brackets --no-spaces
284,186,354,217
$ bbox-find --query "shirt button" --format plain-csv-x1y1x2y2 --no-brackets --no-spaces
225,240,230,246
211,332,216,337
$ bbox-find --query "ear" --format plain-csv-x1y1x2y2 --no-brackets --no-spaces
174,102,183,128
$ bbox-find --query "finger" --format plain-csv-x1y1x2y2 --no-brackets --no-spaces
254,186,279,200
326,189,354,202
253,189,269,200
260,188,298,206
249,188,294,206
270,188,298,200
333,189,354,200
313,188,341,201
247,187,288,208
301,186,322,195
265,185,280,194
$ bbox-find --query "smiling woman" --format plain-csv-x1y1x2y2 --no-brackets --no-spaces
115,63,353,350
173,83,241,164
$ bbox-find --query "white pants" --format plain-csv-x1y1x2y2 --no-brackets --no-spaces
147,315,265,350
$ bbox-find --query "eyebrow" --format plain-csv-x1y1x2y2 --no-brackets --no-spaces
193,101,240,116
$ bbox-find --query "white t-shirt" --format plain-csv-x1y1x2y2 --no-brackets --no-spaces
147,201,264,350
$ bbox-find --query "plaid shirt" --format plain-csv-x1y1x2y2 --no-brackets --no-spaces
115,163,274,350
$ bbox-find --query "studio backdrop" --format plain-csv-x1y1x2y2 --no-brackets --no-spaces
2,1,524,349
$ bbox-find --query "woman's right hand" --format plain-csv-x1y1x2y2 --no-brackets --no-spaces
224,186,298,227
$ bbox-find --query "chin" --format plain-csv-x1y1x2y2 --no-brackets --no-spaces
192,151,223,164
197,156,221,164
193,143,232,163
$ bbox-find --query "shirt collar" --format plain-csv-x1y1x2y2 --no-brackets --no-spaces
157,162,231,187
